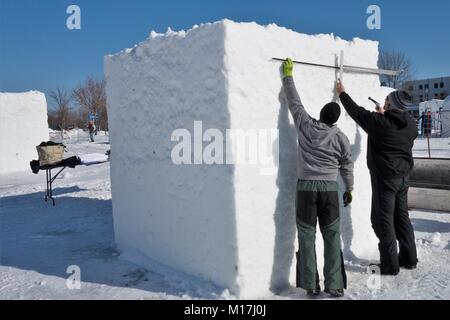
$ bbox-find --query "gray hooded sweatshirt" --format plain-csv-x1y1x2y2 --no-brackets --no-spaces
283,76,354,191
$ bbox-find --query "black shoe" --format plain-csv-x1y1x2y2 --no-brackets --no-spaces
324,288,344,298
386,269,399,275
400,263,417,270
369,263,399,275
306,285,321,297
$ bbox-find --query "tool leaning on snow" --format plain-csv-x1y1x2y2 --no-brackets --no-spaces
30,141,110,206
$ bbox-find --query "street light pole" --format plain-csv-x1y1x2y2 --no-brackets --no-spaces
423,85,432,158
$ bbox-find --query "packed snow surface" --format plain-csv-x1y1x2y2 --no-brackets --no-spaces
0,133,449,300
105,20,399,297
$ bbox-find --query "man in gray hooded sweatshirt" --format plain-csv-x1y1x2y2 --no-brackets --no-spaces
282,58,354,298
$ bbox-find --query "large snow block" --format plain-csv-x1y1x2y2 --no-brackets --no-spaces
105,20,392,298
0,92,49,175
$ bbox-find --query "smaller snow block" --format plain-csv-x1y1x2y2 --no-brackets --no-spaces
105,20,394,298
0,91,49,174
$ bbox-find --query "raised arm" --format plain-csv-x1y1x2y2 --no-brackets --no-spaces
282,58,313,128
336,81,382,134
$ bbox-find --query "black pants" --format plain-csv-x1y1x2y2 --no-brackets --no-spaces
370,174,418,274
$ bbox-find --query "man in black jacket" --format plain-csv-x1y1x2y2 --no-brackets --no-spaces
336,81,418,275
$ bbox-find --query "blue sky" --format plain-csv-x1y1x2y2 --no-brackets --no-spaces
1,0,449,98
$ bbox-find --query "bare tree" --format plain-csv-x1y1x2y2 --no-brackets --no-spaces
378,50,415,89
72,77,108,131
73,108,89,129
48,88,74,131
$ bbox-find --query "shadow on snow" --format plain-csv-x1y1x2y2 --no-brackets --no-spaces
0,188,224,299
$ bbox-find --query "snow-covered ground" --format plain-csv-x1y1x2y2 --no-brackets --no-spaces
0,132,449,299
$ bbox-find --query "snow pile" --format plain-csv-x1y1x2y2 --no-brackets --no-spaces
0,91,49,174
49,129,81,140
419,99,443,114
105,20,393,298
78,153,109,165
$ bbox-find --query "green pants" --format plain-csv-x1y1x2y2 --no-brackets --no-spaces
295,180,347,290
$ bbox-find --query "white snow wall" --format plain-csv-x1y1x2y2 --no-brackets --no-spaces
0,92,49,175
105,20,393,298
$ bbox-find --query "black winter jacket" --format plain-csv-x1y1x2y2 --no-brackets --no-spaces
339,92,418,178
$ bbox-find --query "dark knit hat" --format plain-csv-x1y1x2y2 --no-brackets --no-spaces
320,102,341,125
387,91,413,110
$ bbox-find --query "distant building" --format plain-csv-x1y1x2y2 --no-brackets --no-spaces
403,77,450,105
